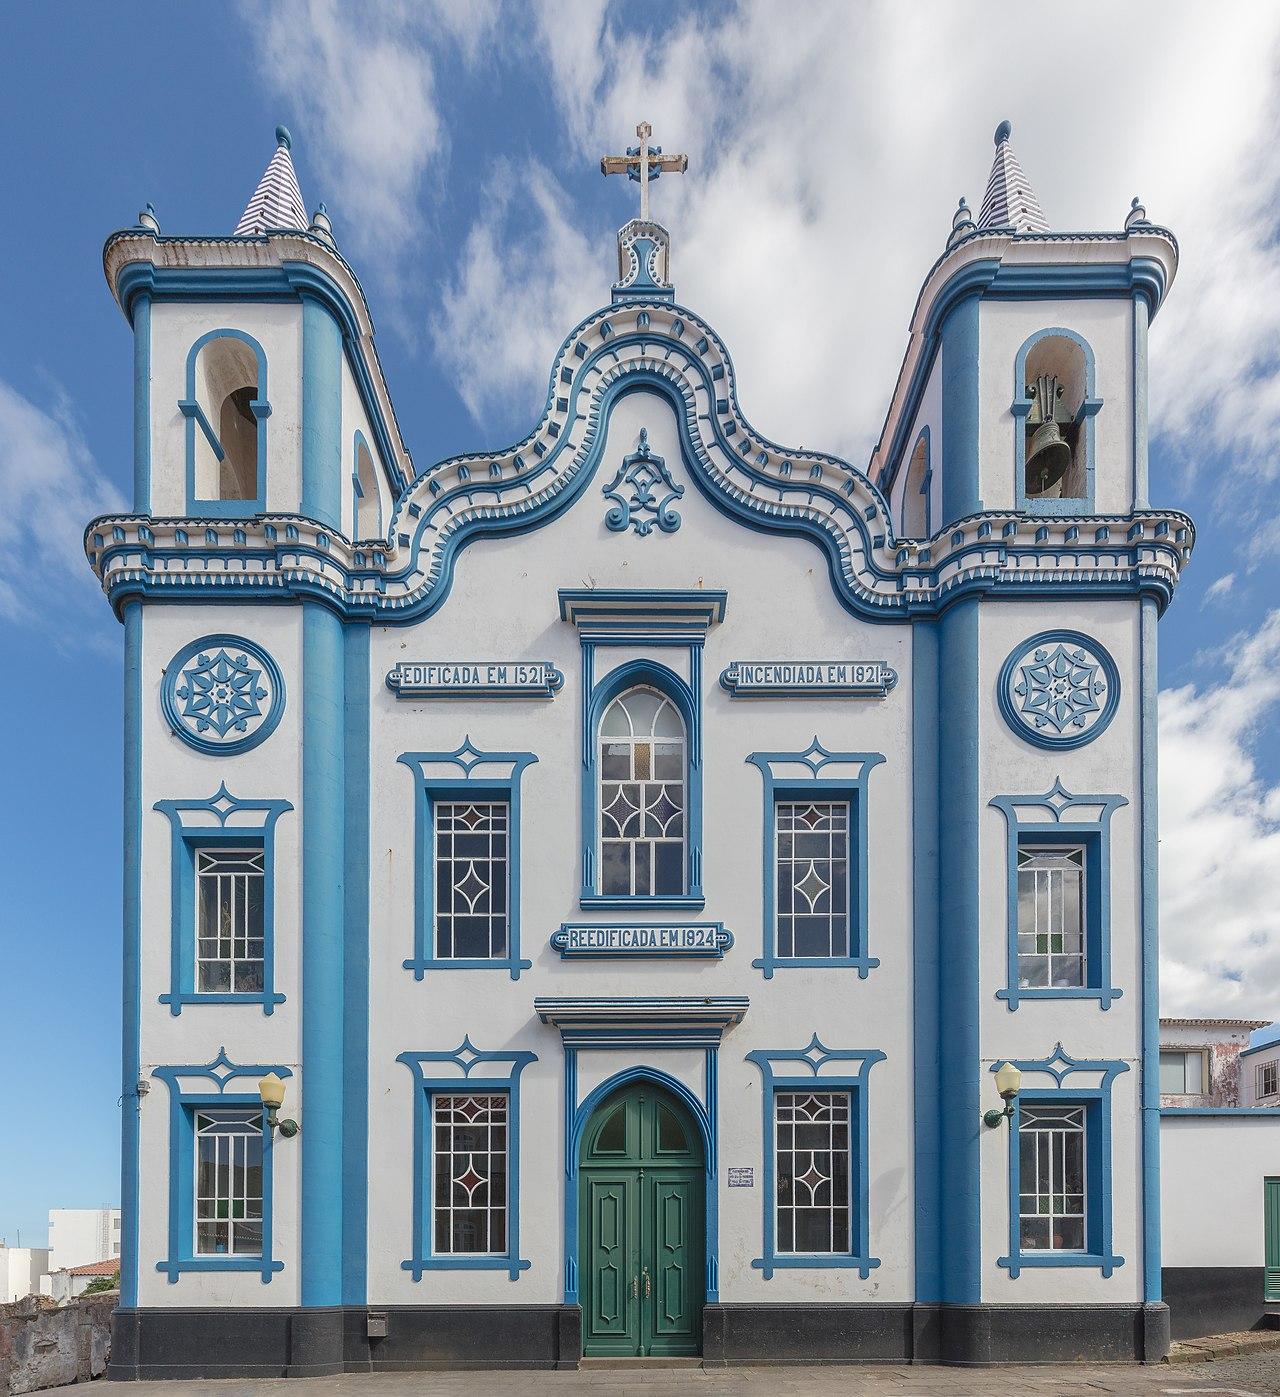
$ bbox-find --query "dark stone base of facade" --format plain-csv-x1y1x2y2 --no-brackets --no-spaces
1163,1266,1275,1340
109,1300,1169,1378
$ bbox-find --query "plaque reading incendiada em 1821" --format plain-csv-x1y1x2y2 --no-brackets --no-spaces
719,659,897,698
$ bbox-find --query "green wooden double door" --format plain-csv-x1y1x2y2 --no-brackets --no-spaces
579,1082,705,1357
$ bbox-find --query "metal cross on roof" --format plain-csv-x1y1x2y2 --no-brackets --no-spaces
600,121,688,222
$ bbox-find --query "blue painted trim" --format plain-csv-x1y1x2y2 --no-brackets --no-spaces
993,1046,1128,1280
301,602,345,1307
120,601,143,1308
937,598,980,1303
152,1049,292,1283
580,656,702,905
397,738,537,979
989,779,1127,1010
996,629,1121,751
111,256,411,496
1012,327,1101,515
180,328,269,517
302,298,342,530
565,1064,719,1304
160,632,286,757
1161,1107,1280,1117
153,783,293,1015
602,426,683,535
911,620,940,1303
745,739,884,979
1237,1042,1280,1062
940,293,982,525
745,1036,885,1279
1139,594,1161,1301
550,921,732,958
397,1038,536,1279
133,295,151,512
342,622,370,1304
877,254,1175,493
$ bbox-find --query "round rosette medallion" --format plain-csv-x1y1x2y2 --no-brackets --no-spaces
997,630,1119,750
161,634,286,756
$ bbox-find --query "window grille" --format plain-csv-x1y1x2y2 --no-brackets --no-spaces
195,1108,264,1257
433,802,509,958
196,849,265,993
775,801,850,957
1016,845,1085,988
774,1091,852,1255
599,687,686,896
1259,1062,1279,1100
432,1093,508,1256
1018,1104,1086,1252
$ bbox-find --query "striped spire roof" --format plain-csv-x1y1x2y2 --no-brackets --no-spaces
977,120,1048,234
235,126,308,236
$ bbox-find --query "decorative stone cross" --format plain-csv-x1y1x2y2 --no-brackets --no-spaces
600,121,688,222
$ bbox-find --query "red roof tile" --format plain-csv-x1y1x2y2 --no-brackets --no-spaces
68,1259,120,1276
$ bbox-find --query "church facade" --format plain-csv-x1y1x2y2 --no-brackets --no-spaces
88,121,1192,1377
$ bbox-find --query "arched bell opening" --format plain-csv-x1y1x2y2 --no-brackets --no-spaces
1017,331,1095,505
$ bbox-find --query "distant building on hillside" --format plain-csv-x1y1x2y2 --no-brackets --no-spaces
46,1209,121,1274
0,1247,51,1303
1159,1018,1270,1107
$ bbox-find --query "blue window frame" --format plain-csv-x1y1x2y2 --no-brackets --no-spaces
398,738,536,980
1012,327,1101,516
746,1036,884,1279
180,328,271,517
995,1044,1128,1278
747,739,883,979
580,657,704,911
398,1037,536,1280
152,1049,289,1282
990,779,1126,1010
155,784,292,1015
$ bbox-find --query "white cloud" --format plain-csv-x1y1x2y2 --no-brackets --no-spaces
0,381,124,649
246,0,498,279
1159,611,1280,1016
1202,572,1237,605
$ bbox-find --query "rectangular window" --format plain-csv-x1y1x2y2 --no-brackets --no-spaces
775,802,851,958
1159,1049,1206,1095
432,1093,508,1256
774,1091,852,1255
195,848,265,994
1259,1062,1278,1099
433,801,509,959
194,1108,264,1257
1016,845,1084,989
1018,1104,1086,1252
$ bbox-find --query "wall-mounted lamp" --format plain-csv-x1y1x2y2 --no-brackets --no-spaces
983,1061,1022,1128
258,1072,298,1138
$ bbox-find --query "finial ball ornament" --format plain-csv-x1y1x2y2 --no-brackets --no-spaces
994,119,1012,146
275,124,292,150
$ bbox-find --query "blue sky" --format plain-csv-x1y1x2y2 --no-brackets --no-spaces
2,1,1278,1247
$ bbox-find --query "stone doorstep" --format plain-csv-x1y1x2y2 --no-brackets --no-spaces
1166,1330,1280,1365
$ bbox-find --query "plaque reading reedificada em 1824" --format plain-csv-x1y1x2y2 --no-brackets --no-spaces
718,659,897,698
386,661,564,699
551,923,734,959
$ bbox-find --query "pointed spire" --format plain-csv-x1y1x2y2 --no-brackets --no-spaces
977,120,1048,234
234,126,308,237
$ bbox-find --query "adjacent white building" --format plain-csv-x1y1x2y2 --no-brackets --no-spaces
0,1247,51,1304
87,121,1194,1376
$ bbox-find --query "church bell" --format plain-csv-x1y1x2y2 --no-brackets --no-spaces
1024,372,1074,495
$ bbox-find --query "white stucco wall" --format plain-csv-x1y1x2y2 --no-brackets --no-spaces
1161,1117,1280,1268
47,1209,121,1273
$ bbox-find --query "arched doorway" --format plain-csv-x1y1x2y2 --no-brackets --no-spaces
579,1079,705,1358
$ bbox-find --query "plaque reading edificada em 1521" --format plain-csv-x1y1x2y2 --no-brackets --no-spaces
386,661,564,699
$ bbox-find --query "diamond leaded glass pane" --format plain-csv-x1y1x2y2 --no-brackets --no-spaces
599,688,686,896
1018,1104,1086,1252
775,801,850,957
774,1091,852,1255
1016,845,1085,988
194,1108,264,1257
433,802,509,958
196,848,266,994
432,1093,508,1256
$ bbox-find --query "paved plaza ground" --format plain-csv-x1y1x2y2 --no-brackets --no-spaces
92,1349,1280,1397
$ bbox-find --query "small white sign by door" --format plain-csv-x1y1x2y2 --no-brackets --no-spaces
727,1167,754,1188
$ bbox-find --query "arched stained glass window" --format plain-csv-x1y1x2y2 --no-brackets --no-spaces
599,686,686,897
